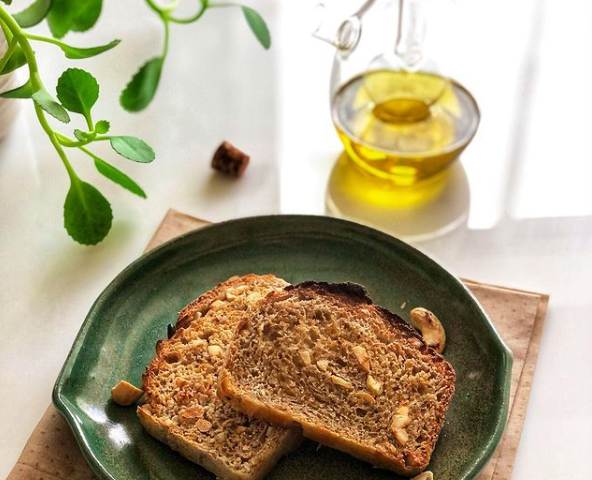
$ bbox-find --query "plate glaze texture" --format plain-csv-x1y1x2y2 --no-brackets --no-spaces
54,215,512,480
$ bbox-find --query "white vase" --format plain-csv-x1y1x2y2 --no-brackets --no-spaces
0,36,20,142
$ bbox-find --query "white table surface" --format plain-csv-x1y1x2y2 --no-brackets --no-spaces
0,1,590,479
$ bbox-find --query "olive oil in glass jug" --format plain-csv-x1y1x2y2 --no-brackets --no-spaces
316,0,480,187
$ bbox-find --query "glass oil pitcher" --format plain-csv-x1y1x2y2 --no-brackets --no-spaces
314,0,480,186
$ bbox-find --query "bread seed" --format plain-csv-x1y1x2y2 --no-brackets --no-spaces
164,352,181,363
394,428,409,446
352,345,370,372
366,375,383,395
179,406,204,419
236,426,247,433
392,406,411,427
199,329,215,339
316,360,329,372
209,300,226,310
299,350,312,366
208,345,224,357
331,375,353,389
226,291,238,300
382,442,398,456
196,419,212,432
391,406,412,446
167,323,176,339
111,381,144,406
247,292,262,302
216,432,227,442
354,391,376,404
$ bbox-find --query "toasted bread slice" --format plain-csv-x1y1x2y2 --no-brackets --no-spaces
138,274,301,480
219,282,455,477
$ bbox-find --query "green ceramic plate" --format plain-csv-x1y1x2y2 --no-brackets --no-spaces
54,215,512,480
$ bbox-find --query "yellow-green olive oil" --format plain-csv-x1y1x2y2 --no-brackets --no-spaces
332,70,479,186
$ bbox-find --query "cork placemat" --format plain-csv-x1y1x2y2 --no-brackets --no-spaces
6,209,549,480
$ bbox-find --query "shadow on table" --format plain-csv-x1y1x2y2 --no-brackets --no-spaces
325,152,470,241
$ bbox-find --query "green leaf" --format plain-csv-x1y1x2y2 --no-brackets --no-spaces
93,157,146,198
47,0,102,39
46,0,70,38
1,0,13,5
120,57,163,112
241,6,271,50
1,79,33,99
73,129,91,142
32,87,70,123
14,0,52,28
0,45,27,75
56,68,99,118
64,179,112,245
70,0,102,32
110,136,155,163
59,39,120,60
95,120,110,134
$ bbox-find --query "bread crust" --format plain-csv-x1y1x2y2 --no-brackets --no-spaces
219,282,456,477
176,274,284,330
218,373,418,476
138,405,301,480
139,274,301,480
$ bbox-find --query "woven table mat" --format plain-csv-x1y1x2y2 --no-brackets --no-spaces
6,209,548,480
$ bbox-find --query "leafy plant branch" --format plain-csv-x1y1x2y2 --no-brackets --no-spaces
121,0,271,112
0,0,272,245
0,1,155,245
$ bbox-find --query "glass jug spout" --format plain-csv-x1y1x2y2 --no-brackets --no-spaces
395,0,428,70
368,0,434,74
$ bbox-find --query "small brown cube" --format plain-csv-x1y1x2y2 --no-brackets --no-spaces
211,141,250,177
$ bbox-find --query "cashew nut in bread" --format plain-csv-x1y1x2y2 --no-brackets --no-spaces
409,307,446,354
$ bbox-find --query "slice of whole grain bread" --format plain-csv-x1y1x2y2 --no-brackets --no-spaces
218,282,455,477
138,274,302,480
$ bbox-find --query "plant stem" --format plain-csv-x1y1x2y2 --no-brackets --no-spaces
78,145,101,162
145,0,164,16
24,32,69,48
161,0,180,12
0,16,12,41
0,4,79,187
0,35,17,72
34,104,79,184
143,1,173,60
84,111,94,131
0,5,42,89
168,0,209,24
162,16,170,58
57,134,110,148
208,2,235,8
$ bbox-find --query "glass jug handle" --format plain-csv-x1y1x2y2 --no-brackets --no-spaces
311,0,377,54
